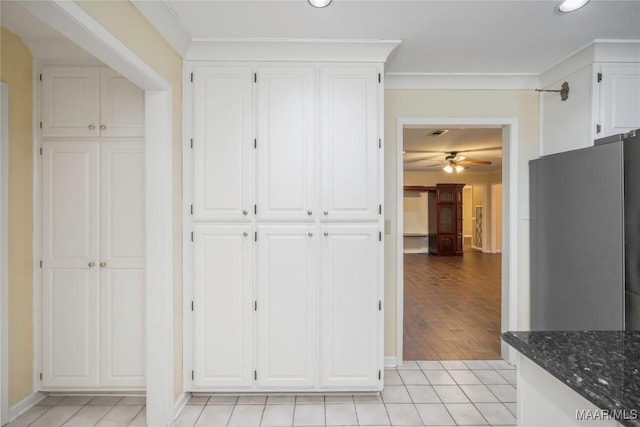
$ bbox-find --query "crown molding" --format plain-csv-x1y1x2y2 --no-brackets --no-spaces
131,0,190,58
385,73,540,90
185,38,401,63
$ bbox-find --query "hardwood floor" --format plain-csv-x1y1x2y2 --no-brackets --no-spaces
403,251,502,361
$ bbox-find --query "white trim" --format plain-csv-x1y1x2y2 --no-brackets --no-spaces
384,356,397,368
0,82,9,426
185,39,401,62
23,2,175,426
8,392,46,423
396,117,519,366
173,392,190,422
31,59,42,401
385,73,540,90
130,0,190,58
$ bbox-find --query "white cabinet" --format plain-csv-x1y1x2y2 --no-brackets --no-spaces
193,67,253,220
256,225,317,388
597,64,640,138
193,225,253,388
41,139,145,390
42,67,144,138
320,67,379,220
257,67,316,221
320,224,380,388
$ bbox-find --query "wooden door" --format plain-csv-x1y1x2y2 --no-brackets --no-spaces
99,69,145,137
41,140,100,388
193,67,254,221
256,225,317,388
320,224,380,388
42,67,100,137
320,66,379,220
99,140,145,387
193,225,253,388
256,67,316,221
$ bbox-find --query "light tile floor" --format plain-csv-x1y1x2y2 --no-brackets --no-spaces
8,360,516,426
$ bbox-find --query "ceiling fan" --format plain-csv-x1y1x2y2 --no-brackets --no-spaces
404,146,499,173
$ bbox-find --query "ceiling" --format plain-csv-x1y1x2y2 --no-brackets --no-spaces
403,127,502,173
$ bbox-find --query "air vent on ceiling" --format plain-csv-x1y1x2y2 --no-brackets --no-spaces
430,129,449,136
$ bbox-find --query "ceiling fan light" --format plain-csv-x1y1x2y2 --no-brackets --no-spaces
557,0,589,13
308,0,332,8
455,165,464,173
443,164,453,173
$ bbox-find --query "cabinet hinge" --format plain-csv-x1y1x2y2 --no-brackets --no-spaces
254,73,257,83
254,300,257,311
191,370,194,380
378,370,381,380
40,372,43,380
379,231,382,241
190,72,193,83
39,147,43,156
39,74,42,82
379,300,382,311
254,138,257,149
190,138,193,149
254,232,257,242
378,138,382,149
596,124,602,134
379,204,382,215
40,260,42,268
191,232,194,242
190,204,193,215
191,301,194,311
378,73,381,83
597,72,603,83
254,370,257,380
254,204,257,215
39,121,42,129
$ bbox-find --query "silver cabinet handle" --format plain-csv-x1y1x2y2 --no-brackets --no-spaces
307,210,313,216
88,125,95,130
100,125,106,130
323,210,328,215
324,231,329,236
100,262,107,268
242,210,248,215
308,232,313,237
88,261,95,267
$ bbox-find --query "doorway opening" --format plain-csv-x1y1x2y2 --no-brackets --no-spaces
396,118,518,365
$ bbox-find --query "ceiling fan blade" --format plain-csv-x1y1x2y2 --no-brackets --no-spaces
458,160,492,165
403,154,443,164
403,149,447,154
455,146,502,154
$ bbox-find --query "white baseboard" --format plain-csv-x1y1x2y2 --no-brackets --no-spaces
9,391,46,422
173,392,190,421
384,356,397,368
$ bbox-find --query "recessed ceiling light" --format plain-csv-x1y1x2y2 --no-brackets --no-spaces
557,0,590,13
309,0,332,8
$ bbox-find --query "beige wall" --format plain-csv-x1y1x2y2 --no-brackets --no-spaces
74,1,184,398
0,27,34,406
385,89,539,358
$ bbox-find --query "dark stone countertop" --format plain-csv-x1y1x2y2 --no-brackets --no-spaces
502,331,640,427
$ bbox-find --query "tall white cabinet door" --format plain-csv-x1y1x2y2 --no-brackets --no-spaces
320,67,379,220
42,67,100,138
598,64,640,138
320,224,380,388
193,225,253,388
100,141,145,387
256,225,317,387
257,67,316,221
41,140,100,388
193,67,253,221
99,70,145,138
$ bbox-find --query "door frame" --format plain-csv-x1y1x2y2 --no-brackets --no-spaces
1,82,9,426
396,117,519,364
19,2,175,426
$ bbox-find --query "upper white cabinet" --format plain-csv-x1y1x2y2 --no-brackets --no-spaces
540,42,640,155
42,67,144,138
320,67,379,220
257,67,316,221
193,67,254,221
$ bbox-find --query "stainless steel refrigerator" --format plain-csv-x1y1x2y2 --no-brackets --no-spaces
530,129,640,331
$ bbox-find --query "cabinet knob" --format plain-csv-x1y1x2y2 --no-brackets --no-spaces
307,210,312,216
324,231,329,236
308,232,313,237
100,262,107,268
88,261,95,268
100,125,106,130
243,232,248,237
323,210,328,215
242,210,248,215
88,125,95,130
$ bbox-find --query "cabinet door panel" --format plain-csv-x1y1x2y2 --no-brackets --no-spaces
257,226,317,387
599,64,640,138
257,67,316,220
194,225,253,388
42,67,100,137
320,224,379,387
321,67,379,220
193,67,253,220
100,69,145,137
41,141,100,388
100,141,145,387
